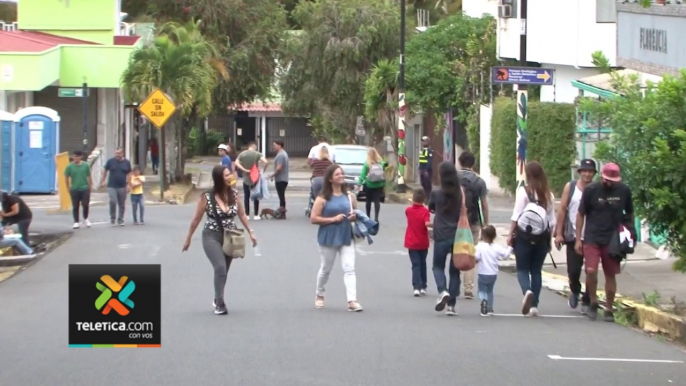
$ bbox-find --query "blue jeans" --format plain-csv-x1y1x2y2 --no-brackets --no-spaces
408,249,428,290
0,237,33,255
478,274,497,311
432,239,461,306
514,236,549,307
131,194,144,223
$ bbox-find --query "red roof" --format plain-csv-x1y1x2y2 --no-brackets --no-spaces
232,102,281,112
114,35,141,46
0,30,98,52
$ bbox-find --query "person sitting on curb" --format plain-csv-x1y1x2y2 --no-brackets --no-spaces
0,191,33,247
0,223,33,256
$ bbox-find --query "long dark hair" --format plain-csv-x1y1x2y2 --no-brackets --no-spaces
211,165,236,206
320,164,348,200
525,161,550,210
437,161,462,215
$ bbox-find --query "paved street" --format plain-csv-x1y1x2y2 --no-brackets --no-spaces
0,192,684,386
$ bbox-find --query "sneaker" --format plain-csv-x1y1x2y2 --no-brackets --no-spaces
528,307,539,317
252,216,261,221
604,311,615,323
348,301,363,312
118,220,125,227
568,293,579,309
133,222,139,225
419,289,427,296
580,303,590,315
521,290,534,315
413,290,420,297
464,291,474,300
487,310,495,316
315,296,325,309
446,306,458,316
214,302,228,315
140,221,145,225
73,222,80,229
84,219,91,228
588,303,599,321
480,300,488,316
110,221,116,227
435,291,450,312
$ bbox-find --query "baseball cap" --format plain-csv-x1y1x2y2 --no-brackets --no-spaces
217,144,228,151
601,162,621,182
421,136,429,141
577,159,597,172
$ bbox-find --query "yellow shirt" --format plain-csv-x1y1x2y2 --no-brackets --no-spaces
131,175,145,195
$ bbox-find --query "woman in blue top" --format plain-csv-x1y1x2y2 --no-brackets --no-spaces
310,164,363,312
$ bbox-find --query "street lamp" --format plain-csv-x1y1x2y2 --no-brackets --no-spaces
396,0,407,193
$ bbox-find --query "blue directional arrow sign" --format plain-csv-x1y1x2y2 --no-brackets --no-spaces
492,66,555,86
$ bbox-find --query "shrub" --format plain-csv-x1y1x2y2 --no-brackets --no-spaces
490,97,576,196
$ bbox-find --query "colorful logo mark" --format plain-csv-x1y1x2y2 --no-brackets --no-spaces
95,275,135,316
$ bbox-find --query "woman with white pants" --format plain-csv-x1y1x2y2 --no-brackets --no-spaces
310,164,363,312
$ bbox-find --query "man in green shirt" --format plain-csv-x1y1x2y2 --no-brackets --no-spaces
236,142,269,220
64,150,92,229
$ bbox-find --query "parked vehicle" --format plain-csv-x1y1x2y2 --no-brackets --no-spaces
330,144,385,203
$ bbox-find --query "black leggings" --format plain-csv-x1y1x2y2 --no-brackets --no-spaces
70,189,90,222
275,181,288,208
242,183,259,216
365,186,383,221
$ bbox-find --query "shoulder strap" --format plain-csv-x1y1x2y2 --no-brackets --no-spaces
568,180,577,204
207,189,224,232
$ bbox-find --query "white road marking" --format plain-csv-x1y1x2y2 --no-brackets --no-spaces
548,355,684,364
492,314,585,318
118,244,130,249
355,249,406,256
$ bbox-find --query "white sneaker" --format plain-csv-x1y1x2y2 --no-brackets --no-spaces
84,219,91,228
419,289,427,296
73,223,80,229
252,215,261,221
521,290,534,315
413,290,420,297
528,307,539,317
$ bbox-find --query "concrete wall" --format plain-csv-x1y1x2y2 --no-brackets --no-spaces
479,104,507,196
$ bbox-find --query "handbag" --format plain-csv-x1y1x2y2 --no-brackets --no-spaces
452,188,476,271
208,189,246,258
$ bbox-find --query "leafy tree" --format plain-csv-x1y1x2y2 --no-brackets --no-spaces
580,69,686,273
279,0,400,142
121,21,227,186
405,12,497,161
363,58,399,175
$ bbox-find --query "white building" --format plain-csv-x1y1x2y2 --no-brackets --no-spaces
463,0,617,103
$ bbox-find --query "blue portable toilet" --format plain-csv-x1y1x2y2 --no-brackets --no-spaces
0,110,14,192
13,107,61,194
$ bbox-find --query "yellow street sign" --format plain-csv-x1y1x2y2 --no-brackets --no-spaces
138,88,177,129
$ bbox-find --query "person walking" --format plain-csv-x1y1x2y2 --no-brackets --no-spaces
475,225,512,316
269,140,290,212
575,163,634,323
404,189,430,297
64,150,92,229
507,161,556,317
419,136,434,200
218,144,237,186
457,150,489,299
182,165,257,315
0,191,32,247
428,161,463,316
101,148,132,226
309,164,363,312
308,136,335,164
555,159,596,314
235,142,269,220
130,166,146,225
149,137,159,175
357,148,387,223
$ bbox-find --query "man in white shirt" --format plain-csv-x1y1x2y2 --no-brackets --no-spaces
308,137,335,164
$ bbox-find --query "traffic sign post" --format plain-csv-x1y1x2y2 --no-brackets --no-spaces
137,89,177,201
491,66,554,86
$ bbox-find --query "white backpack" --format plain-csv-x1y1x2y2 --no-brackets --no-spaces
367,163,384,182
516,189,550,241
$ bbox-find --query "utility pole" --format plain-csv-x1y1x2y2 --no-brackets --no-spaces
396,0,407,193
516,0,528,188
82,78,88,152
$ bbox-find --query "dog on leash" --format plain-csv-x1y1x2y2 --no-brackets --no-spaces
259,207,287,220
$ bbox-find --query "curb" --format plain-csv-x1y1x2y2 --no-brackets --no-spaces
538,270,685,343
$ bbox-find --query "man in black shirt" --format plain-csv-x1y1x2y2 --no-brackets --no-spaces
575,163,634,323
101,148,132,226
0,191,33,247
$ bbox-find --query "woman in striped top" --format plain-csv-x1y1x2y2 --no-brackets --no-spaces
311,147,334,178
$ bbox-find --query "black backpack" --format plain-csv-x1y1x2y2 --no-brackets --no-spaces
459,172,482,226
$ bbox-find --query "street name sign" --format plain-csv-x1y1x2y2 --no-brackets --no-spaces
58,88,89,97
138,88,177,129
492,66,555,86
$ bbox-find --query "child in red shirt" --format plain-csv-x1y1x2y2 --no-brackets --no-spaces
404,189,431,297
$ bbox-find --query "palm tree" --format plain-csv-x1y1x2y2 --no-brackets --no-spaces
364,58,399,181
121,20,227,186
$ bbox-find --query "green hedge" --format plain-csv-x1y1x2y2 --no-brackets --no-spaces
490,97,576,196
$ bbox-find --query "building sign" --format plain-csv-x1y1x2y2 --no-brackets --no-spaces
617,11,686,73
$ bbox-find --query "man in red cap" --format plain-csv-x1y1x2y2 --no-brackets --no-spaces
574,162,634,323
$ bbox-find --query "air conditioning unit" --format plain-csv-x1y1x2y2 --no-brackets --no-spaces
498,5,513,18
